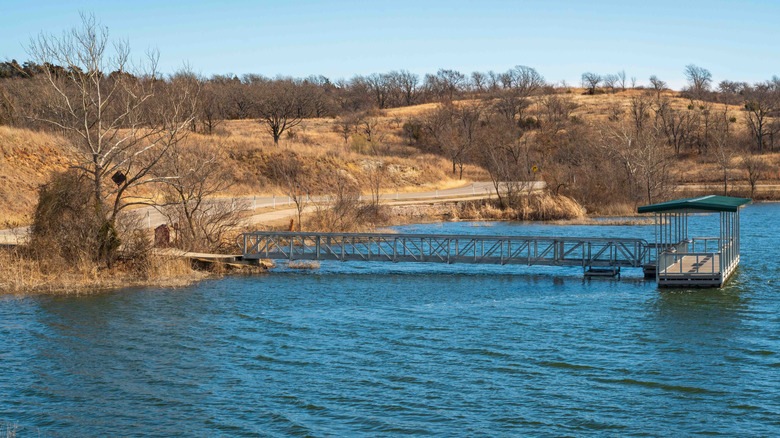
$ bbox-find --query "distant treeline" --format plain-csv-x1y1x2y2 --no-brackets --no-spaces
3,59,777,127
3,56,780,209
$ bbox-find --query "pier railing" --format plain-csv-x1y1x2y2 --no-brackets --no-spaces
656,237,737,283
658,252,719,276
238,231,649,269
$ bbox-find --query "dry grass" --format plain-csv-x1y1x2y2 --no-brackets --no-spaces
0,247,201,294
383,194,586,225
187,117,486,199
587,202,638,217
2,89,779,226
0,126,72,224
458,195,585,221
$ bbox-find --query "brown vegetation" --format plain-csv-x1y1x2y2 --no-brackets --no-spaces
382,194,585,226
0,246,198,294
3,18,780,293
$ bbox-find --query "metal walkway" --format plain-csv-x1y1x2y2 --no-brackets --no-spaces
238,231,649,271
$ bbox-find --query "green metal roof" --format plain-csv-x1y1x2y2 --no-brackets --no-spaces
637,195,752,213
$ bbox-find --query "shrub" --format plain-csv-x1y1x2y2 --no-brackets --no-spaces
402,120,423,145
351,133,369,154
30,169,103,263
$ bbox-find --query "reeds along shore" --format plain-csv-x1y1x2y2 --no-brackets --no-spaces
0,247,200,294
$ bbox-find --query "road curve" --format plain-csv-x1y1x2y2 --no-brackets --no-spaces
0,181,544,244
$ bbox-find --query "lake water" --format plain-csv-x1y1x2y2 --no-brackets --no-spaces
2,204,779,436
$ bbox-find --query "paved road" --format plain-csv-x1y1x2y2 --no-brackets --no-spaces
0,182,543,243
678,183,780,191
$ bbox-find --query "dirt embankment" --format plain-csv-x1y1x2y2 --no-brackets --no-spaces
0,126,71,225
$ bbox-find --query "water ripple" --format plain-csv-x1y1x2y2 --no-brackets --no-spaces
2,205,780,436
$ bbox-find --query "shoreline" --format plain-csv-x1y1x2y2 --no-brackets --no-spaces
3,197,774,296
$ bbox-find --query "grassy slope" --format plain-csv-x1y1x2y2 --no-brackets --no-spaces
0,126,72,225
1,89,778,225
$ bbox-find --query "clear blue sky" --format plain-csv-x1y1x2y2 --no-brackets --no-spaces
1,0,778,89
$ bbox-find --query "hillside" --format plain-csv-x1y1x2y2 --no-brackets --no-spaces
1,89,779,225
0,127,71,225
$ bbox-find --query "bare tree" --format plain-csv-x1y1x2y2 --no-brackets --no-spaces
617,70,627,90
537,94,578,136
602,118,673,205
311,172,363,232
492,92,532,123
394,70,419,106
581,72,601,95
155,142,241,252
629,96,653,134
684,64,713,100
333,115,356,146
477,121,538,209
509,65,545,95
450,105,482,179
366,73,390,108
649,75,667,100
425,69,466,101
365,161,386,208
253,78,312,145
742,154,766,198
270,154,310,229
302,75,334,117
653,98,699,156
471,71,486,93
491,65,544,123
711,111,735,195
603,74,618,93
424,103,482,178
198,81,225,135
27,14,198,265
423,103,455,151
224,78,253,119
358,115,385,149
743,81,780,152
486,70,501,91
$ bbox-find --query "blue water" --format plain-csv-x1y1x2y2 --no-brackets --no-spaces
1,204,779,436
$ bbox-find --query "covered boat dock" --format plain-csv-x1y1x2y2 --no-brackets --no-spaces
638,195,751,287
